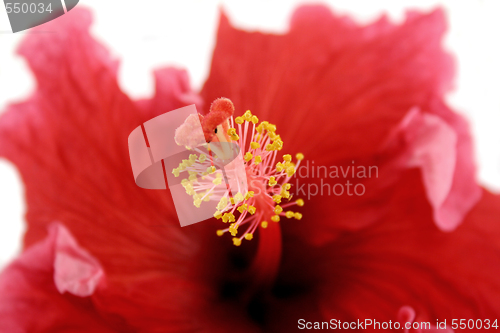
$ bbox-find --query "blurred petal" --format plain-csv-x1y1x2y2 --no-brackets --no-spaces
136,67,203,118
202,6,453,163
388,108,481,231
314,173,500,322
0,223,115,332
201,5,478,239
53,223,104,296
0,8,199,280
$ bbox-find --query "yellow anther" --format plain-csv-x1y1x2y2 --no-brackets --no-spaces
268,176,277,186
296,153,304,161
207,166,216,174
266,144,274,151
276,162,284,172
244,152,253,162
254,155,262,164
251,115,259,124
234,192,244,203
229,223,238,236
245,233,253,240
261,221,268,228
194,198,202,208
283,183,291,190
271,215,280,222
273,195,282,204
216,172,223,178
214,211,222,219
189,154,197,161
296,198,304,206
188,170,197,176
232,237,242,246
230,197,235,205
235,116,244,125
181,179,189,186
266,124,277,132
222,213,235,223
283,154,292,162
273,139,283,150
281,190,290,199
245,191,255,200
286,166,295,177
243,110,252,121
216,230,224,236
285,211,295,219
217,197,227,211
213,177,222,185
250,142,260,149
237,204,248,213
189,174,197,181
172,168,180,177
199,154,206,162
248,206,256,215
274,205,283,214
256,125,264,134
227,128,237,136
294,212,303,220
231,134,240,141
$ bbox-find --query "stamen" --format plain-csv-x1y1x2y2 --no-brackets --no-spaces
173,98,305,245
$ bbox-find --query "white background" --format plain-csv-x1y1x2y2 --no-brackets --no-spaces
0,0,499,268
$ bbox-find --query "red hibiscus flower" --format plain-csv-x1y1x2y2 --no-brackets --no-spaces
0,5,499,332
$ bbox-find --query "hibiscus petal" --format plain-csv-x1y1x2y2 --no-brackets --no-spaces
0,223,115,332
0,8,199,279
202,6,453,163
0,8,240,330
53,223,104,297
310,173,500,323
136,67,204,118
386,107,481,231
201,5,478,240
397,306,454,332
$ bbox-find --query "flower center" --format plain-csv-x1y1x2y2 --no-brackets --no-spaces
173,98,305,246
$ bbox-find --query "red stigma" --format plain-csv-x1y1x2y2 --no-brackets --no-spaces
201,98,235,142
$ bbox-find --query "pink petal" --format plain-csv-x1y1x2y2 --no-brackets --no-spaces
0,223,114,332
53,224,104,297
389,108,481,231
